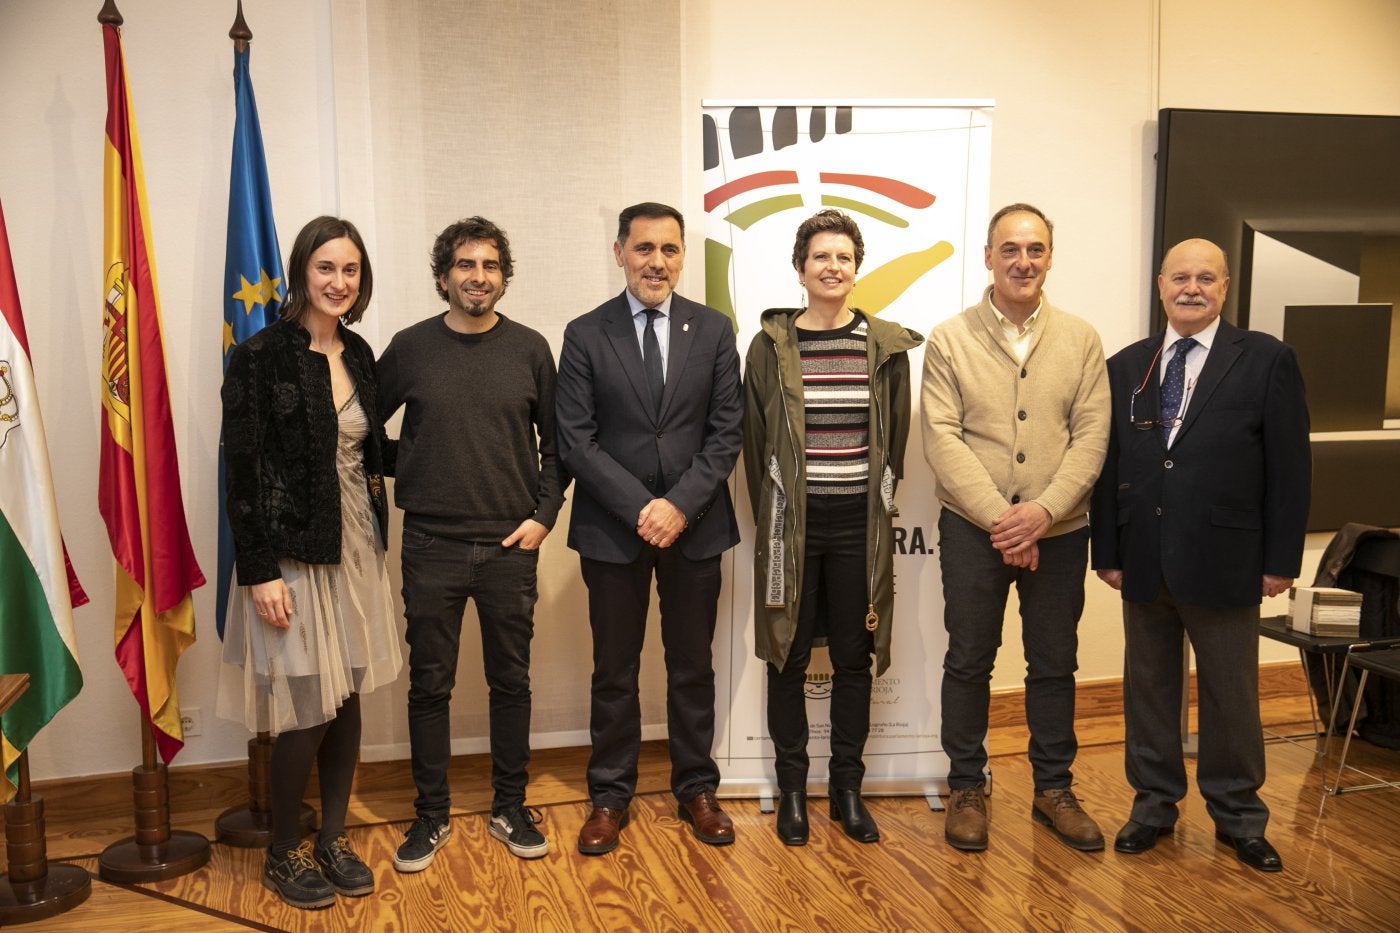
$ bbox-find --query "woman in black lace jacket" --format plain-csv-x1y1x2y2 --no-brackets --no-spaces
219,216,401,910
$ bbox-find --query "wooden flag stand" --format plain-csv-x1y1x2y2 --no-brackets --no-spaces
1,674,91,925
96,718,210,884
215,731,316,847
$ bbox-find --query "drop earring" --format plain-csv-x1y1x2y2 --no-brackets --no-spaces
798,278,807,311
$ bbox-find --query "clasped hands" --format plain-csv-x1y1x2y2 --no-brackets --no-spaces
637,497,686,549
989,501,1052,571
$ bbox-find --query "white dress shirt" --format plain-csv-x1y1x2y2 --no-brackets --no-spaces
1158,315,1221,447
989,296,1042,364
624,290,672,381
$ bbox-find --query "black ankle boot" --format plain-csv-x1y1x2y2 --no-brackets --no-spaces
776,791,808,846
829,788,879,842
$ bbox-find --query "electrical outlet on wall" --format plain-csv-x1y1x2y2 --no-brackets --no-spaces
181,707,202,737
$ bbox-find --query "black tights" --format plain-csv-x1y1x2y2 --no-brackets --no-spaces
270,693,361,855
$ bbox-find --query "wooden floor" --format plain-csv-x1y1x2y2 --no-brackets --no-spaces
5,664,1399,932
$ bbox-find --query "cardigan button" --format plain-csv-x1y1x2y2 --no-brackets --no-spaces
1016,452,1026,463
1017,410,1027,421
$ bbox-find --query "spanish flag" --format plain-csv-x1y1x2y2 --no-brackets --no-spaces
0,198,89,804
99,23,205,764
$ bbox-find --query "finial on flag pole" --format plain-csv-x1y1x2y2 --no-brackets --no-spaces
230,0,252,52
97,0,123,26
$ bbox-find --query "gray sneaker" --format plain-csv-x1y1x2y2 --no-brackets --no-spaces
393,815,452,873
489,805,549,859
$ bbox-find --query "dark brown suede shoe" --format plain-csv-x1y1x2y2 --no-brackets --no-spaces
577,806,629,855
945,785,988,851
1032,787,1105,851
678,790,735,845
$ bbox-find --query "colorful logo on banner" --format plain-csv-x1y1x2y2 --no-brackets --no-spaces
702,104,985,333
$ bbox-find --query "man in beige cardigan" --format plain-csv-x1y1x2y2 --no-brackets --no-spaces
921,203,1110,853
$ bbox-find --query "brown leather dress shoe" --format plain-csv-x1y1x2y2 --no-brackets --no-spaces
678,790,735,845
945,785,988,851
1031,787,1105,851
577,806,629,855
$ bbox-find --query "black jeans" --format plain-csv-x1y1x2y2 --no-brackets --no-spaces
937,510,1087,791
401,529,538,816
767,494,873,793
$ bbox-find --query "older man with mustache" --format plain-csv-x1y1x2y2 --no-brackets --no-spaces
1090,238,1311,872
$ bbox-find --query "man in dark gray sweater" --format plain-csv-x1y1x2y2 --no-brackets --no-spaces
378,217,565,870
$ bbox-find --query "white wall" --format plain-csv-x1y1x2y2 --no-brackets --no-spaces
3,0,1397,784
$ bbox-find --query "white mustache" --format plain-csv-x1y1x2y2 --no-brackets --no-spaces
1174,297,1207,306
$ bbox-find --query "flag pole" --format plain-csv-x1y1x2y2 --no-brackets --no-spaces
92,1,210,883
212,0,317,850
0,676,91,923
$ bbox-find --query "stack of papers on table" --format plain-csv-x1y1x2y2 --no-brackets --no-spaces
1289,586,1362,636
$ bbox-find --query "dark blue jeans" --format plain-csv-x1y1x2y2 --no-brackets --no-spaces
937,510,1087,791
767,494,873,792
401,529,537,816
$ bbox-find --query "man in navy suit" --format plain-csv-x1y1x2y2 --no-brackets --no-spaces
556,202,743,855
1090,238,1310,872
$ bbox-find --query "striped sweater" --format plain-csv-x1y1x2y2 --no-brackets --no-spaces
797,316,870,495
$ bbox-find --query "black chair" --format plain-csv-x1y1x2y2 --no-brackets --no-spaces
1305,530,1400,742
1321,639,1400,794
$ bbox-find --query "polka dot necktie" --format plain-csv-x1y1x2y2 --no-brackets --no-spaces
1159,336,1197,444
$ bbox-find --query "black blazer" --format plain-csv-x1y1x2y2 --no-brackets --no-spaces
1090,320,1311,607
556,292,742,563
222,318,390,585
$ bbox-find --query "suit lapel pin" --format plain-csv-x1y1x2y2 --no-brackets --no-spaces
683,323,689,332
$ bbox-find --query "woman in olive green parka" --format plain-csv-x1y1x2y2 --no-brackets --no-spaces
741,209,922,847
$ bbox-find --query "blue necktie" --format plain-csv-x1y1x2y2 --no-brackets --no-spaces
1159,336,1197,444
643,308,664,414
